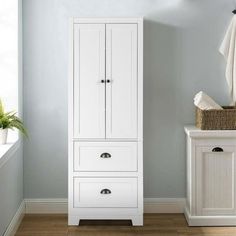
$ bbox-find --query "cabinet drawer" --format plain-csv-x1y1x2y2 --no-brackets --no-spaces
73,177,137,208
196,145,236,216
74,142,137,172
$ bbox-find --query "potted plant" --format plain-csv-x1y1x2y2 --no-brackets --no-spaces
0,99,27,144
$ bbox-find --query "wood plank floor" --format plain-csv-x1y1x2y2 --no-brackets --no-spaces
15,214,236,236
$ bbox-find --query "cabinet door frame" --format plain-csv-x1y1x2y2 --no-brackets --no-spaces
195,143,236,216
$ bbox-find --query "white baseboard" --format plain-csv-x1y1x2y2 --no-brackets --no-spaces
4,200,25,236
144,198,186,213
25,198,68,214
24,198,186,214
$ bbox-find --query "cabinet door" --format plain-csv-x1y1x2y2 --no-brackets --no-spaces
73,24,105,138
196,145,236,216
106,24,138,139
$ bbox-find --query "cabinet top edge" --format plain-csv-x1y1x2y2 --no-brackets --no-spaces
185,125,236,138
71,17,143,24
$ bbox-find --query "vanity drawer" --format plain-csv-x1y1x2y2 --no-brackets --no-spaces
73,177,137,208
74,142,138,172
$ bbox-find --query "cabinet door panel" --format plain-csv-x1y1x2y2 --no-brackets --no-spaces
196,145,236,216
106,24,138,139
73,24,105,138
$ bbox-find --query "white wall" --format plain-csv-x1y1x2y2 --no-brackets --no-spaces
23,0,232,198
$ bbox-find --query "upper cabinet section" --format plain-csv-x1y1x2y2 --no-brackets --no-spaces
72,20,142,140
106,24,138,139
73,24,106,139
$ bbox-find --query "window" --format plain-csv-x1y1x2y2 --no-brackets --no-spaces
0,0,20,143
0,0,19,112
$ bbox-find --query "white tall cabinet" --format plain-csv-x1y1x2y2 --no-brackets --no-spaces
68,18,143,226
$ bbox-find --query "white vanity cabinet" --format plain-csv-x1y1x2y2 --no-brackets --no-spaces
68,18,143,226
185,126,236,226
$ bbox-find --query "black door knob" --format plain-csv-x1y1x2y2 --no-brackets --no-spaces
212,147,224,152
101,80,105,83
100,153,111,158
100,189,112,194
106,80,111,83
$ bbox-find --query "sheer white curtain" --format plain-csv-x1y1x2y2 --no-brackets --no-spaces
0,0,18,112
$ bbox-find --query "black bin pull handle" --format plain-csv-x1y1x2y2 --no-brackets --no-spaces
212,147,224,152
100,153,111,158
100,189,111,194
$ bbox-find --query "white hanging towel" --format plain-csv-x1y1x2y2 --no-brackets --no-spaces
219,15,236,105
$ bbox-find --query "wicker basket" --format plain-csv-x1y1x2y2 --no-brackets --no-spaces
196,106,236,130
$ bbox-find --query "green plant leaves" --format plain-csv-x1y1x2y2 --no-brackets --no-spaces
0,99,28,137
0,99,4,116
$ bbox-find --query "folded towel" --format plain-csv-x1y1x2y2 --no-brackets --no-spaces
194,91,223,110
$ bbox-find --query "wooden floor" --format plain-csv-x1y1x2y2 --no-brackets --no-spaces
15,214,236,236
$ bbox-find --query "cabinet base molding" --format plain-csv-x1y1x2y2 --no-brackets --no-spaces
68,214,143,226
184,208,236,226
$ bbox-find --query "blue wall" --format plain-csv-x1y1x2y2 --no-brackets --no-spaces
23,0,232,198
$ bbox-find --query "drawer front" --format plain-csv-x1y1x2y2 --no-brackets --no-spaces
196,145,236,216
73,177,138,208
74,142,137,172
